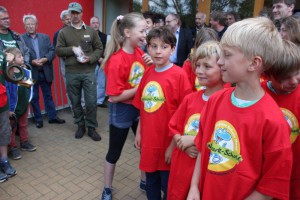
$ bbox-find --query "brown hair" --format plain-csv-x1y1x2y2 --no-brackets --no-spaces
280,16,300,46
146,26,177,48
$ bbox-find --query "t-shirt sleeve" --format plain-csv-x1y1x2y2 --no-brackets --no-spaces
105,56,126,96
256,118,292,199
169,96,189,137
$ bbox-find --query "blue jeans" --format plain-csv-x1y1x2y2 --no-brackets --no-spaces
31,72,57,122
146,170,169,200
95,65,106,104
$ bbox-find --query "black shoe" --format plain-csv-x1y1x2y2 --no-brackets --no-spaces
36,121,43,128
48,117,65,124
97,103,108,108
75,126,86,139
21,141,37,152
9,147,22,160
88,127,101,141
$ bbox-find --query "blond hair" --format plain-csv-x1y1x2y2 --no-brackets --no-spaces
265,40,300,81
193,41,221,68
221,17,283,71
101,12,144,68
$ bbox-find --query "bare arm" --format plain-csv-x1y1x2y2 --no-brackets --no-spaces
109,87,138,103
187,153,201,200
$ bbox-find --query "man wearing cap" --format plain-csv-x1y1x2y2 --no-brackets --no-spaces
56,2,103,141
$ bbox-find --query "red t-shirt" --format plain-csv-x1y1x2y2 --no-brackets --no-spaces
104,48,146,103
167,90,206,200
132,65,192,172
262,81,300,199
194,87,292,200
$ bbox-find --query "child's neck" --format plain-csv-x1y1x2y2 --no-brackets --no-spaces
122,41,135,54
204,83,224,97
234,81,264,101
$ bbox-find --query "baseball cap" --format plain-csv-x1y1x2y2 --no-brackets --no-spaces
68,2,82,13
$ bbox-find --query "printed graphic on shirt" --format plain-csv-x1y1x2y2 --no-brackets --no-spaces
195,77,205,91
141,81,165,113
184,114,200,136
281,108,299,144
207,120,243,174
128,61,145,87
2,40,17,48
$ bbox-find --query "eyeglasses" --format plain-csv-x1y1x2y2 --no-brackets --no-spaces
165,19,176,24
0,17,10,21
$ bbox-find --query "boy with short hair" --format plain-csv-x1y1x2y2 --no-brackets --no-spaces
187,17,293,200
133,26,192,199
263,40,300,199
5,47,36,160
0,51,17,183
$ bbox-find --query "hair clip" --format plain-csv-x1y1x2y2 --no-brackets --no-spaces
117,15,124,21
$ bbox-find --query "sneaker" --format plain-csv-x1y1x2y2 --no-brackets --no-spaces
0,172,8,183
88,127,101,141
9,147,22,160
101,187,112,200
0,160,17,177
75,126,86,139
140,180,146,192
21,141,37,152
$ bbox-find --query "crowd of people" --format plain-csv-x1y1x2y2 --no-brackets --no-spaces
0,0,300,200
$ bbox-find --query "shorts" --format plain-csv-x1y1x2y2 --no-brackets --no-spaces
109,102,139,129
0,110,12,146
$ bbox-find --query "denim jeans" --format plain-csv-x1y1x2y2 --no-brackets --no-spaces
31,72,57,122
146,170,170,200
95,65,106,105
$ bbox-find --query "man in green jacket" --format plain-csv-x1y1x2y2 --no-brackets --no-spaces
56,2,103,141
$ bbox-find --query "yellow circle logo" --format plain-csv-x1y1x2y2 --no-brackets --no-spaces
281,108,299,144
141,81,165,113
128,61,145,87
184,114,200,136
208,120,242,173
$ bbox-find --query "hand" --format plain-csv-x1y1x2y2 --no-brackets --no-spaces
32,59,43,67
184,146,198,158
142,53,153,66
177,135,195,151
165,145,173,164
135,131,141,150
5,53,14,63
9,111,15,118
187,185,201,200
38,58,48,65
98,57,104,64
79,56,90,63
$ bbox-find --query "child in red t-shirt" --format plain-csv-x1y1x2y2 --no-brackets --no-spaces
262,40,300,199
100,13,152,200
168,41,224,200
187,17,293,200
132,26,192,199
182,28,219,91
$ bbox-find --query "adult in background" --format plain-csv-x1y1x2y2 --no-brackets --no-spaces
165,13,193,67
210,11,228,39
90,16,108,108
226,11,240,26
153,13,165,27
21,14,65,128
0,6,29,63
191,12,207,40
56,2,103,141
272,0,295,21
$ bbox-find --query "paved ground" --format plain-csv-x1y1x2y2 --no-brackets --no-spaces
0,107,147,200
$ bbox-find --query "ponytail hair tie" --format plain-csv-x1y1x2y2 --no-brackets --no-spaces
117,15,124,21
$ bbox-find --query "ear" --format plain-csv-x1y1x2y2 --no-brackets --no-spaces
124,28,131,38
289,4,295,12
248,56,262,72
170,45,176,55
